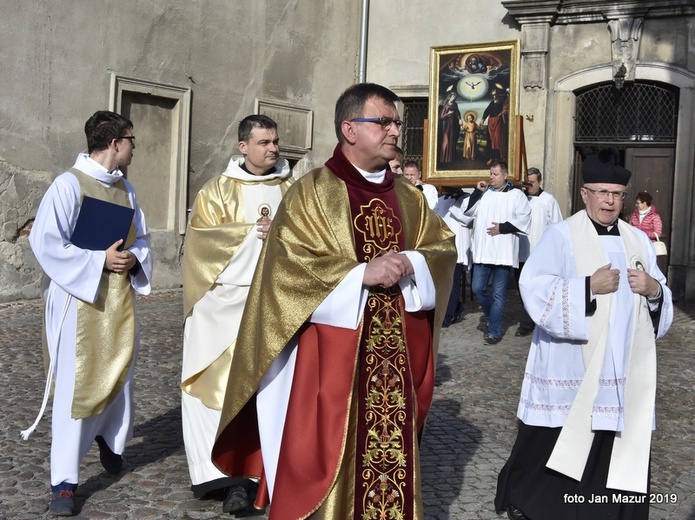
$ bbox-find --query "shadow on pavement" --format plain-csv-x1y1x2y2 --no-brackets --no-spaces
76,406,183,502
421,397,481,517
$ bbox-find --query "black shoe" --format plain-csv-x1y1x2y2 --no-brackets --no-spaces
507,504,530,520
484,334,501,345
236,506,267,517
95,436,122,474
223,484,250,514
49,489,76,516
515,327,533,337
442,319,452,328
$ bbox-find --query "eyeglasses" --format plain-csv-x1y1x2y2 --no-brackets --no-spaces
583,187,627,200
119,135,136,144
349,117,403,131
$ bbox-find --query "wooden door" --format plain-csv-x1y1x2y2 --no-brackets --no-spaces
625,147,674,274
624,147,674,243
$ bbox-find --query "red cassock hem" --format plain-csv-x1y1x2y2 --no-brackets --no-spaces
212,395,265,483
271,310,435,519
271,323,361,519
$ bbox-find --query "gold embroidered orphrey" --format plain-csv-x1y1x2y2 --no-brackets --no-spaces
354,197,413,518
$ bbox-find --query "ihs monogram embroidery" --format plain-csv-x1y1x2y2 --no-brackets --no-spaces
353,199,403,261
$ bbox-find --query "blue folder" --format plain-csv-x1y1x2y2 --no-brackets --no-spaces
70,196,135,252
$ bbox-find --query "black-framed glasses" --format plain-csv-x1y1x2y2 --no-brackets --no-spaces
349,117,403,131
119,135,136,144
583,187,627,200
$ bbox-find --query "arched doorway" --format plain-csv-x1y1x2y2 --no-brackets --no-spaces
571,81,678,273
551,63,695,299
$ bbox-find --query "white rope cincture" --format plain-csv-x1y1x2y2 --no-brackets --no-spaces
20,294,72,440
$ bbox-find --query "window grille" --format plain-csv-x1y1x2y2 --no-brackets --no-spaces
575,82,678,143
402,99,428,164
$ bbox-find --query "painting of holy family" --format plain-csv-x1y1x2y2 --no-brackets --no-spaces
426,40,520,186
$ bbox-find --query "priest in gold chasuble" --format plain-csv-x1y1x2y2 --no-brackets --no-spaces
213,83,456,520
181,115,293,513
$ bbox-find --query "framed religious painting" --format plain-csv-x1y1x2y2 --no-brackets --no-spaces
426,40,520,186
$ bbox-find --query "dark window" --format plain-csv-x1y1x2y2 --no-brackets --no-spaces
401,98,428,164
575,82,678,143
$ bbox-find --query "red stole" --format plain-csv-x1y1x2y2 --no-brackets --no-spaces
329,146,415,517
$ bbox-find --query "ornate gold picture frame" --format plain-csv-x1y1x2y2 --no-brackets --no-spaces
426,40,520,186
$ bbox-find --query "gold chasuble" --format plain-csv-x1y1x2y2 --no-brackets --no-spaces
212,146,455,519
69,168,136,419
181,172,292,406
182,174,293,320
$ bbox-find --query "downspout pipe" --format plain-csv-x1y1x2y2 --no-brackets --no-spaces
358,0,369,83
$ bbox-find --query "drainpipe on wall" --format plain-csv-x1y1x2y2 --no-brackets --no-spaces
358,0,369,83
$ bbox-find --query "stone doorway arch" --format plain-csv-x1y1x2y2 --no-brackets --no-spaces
550,63,695,300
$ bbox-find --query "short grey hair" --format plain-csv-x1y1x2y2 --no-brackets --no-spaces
528,167,542,182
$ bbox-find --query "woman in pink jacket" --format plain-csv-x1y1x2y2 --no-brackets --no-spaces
629,191,663,240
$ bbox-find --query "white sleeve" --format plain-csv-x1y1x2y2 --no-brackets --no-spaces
642,233,673,339
509,191,532,235
28,174,105,303
310,250,437,326
549,197,563,224
398,251,436,311
422,184,439,210
125,181,153,295
519,225,589,341
310,264,369,330
448,197,474,226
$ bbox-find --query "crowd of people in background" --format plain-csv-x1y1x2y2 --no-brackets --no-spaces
24,85,672,520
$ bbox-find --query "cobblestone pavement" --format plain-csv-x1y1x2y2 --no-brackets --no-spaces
1,289,693,519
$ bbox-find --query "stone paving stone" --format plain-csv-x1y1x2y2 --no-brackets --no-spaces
1,289,694,519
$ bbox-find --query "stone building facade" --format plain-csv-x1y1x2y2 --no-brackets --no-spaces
367,0,695,301
3,0,695,301
0,0,361,301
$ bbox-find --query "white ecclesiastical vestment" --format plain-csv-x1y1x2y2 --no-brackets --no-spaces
518,211,672,492
420,182,439,210
519,190,563,262
255,167,437,501
181,157,292,488
435,192,473,266
27,153,152,486
465,186,531,268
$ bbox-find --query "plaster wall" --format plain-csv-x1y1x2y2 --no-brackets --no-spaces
366,2,562,189
366,1,519,92
366,1,695,299
547,19,693,83
544,18,695,301
639,17,691,66
0,0,360,302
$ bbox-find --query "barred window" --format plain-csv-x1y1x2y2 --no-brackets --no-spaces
401,99,428,164
575,82,678,143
